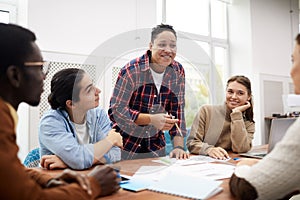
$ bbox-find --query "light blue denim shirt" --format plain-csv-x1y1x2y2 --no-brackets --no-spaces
39,107,121,170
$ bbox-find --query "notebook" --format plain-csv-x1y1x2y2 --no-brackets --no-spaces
147,172,223,199
120,166,168,192
240,118,296,159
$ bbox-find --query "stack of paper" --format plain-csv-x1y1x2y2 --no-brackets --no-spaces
147,171,223,199
121,165,224,199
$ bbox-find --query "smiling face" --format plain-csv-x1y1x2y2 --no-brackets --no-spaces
72,72,101,113
149,30,177,70
226,81,250,110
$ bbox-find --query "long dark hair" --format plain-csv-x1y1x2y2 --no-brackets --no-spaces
48,68,85,109
227,75,254,122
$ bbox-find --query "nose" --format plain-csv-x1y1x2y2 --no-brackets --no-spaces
231,92,237,98
164,45,175,53
95,87,101,94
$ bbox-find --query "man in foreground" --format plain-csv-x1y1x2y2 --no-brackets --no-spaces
0,22,120,199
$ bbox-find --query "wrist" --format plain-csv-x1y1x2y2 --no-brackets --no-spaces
105,136,115,146
173,146,185,151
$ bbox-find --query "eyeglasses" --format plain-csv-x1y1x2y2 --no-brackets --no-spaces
23,61,50,75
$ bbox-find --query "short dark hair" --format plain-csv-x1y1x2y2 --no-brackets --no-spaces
48,68,85,109
151,24,177,43
296,34,300,45
0,23,36,76
227,75,254,122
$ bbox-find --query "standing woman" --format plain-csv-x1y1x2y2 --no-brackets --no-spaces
108,24,188,160
39,68,122,170
187,75,255,159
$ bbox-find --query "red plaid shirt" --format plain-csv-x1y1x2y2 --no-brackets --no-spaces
108,50,186,158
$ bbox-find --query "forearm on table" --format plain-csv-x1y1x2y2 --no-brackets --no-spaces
187,130,212,155
229,173,258,200
93,139,113,163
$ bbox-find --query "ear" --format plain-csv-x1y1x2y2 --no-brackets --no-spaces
65,100,73,109
149,42,153,51
6,65,22,88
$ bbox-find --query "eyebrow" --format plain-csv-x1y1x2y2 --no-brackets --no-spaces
84,83,93,92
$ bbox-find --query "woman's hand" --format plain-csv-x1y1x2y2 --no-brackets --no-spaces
169,148,189,159
207,147,230,160
47,169,92,195
232,101,251,113
106,129,123,148
40,154,68,170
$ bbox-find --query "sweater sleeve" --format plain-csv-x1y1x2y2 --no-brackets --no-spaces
230,111,255,153
187,106,213,155
230,118,300,199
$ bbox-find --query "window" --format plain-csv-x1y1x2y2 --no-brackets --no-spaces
0,3,16,23
166,0,209,36
160,0,230,127
0,10,9,23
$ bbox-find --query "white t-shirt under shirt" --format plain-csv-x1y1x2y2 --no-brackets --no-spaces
74,121,90,144
150,68,165,92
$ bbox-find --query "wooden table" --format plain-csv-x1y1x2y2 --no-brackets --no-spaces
100,151,242,200
41,147,266,200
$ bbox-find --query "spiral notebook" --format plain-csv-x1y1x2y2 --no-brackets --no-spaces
147,172,223,199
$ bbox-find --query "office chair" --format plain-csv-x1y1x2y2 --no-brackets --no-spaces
23,147,40,168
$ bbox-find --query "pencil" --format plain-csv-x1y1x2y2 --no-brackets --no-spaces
168,112,184,137
174,122,183,137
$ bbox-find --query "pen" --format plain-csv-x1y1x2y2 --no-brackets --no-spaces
168,113,183,137
174,122,183,137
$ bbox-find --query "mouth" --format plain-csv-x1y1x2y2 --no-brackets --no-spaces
161,55,172,59
229,101,240,106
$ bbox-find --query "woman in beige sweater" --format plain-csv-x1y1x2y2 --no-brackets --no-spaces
187,75,255,159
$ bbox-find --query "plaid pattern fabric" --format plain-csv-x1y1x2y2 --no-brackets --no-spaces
109,50,186,158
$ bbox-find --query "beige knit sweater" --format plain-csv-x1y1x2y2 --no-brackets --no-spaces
234,117,300,199
187,104,255,155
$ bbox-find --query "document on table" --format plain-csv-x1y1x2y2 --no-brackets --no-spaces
171,163,235,180
148,170,223,199
153,155,231,166
120,166,169,192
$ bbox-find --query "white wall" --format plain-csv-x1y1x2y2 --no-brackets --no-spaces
28,0,156,55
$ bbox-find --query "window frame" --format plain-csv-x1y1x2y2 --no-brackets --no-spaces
0,3,16,23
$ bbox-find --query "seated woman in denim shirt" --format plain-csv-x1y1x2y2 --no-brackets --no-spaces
39,68,122,170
